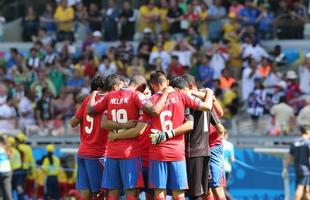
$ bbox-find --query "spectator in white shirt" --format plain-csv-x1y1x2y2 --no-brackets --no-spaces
171,40,196,67
270,96,295,135
242,58,259,101
0,87,17,133
298,53,310,94
208,40,229,79
26,48,41,69
149,42,171,72
242,35,269,62
297,97,310,126
98,55,117,76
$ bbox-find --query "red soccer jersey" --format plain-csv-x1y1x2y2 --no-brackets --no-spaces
139,113,152,167
209,125,223,148
75,94,108,158
92,89,149,159
148,91,201,161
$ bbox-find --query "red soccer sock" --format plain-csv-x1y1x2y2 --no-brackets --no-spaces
126,194,137,200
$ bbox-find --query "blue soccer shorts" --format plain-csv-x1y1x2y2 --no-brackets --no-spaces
148,160,188,190
101,157,144,190
76,156,106,193
209,144,226,188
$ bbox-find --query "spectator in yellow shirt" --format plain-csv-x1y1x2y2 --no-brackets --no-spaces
7,136,24,200
16,132,36,198
159,0,170,32
139,0,160,33
42,144,61,200
54,0,75,41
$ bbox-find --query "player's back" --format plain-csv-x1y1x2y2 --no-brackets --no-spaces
148,91,201,161
77,94,107,158
104,89,147,159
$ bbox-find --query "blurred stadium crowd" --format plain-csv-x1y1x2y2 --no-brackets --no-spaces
0,0,309,137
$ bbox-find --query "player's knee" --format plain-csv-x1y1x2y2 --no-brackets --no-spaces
294,185,304,200
125,189,138,200
154,189,166,198
172,190,185,200
80,190,92,199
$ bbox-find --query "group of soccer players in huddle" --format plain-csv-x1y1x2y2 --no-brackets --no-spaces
71,71,227,200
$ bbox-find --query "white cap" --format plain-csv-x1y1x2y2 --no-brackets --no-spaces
286,70,298,79
144,28,152,34
275,81,287,89
93,31,102,37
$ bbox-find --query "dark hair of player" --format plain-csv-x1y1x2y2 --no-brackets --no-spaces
104,74,122,91
150,70,167,85
90,75,105,92
300,124,310,135
170,76,189,89
183,73,197,87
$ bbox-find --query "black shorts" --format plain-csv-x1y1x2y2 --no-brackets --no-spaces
296,176,310,186
186,156,210,197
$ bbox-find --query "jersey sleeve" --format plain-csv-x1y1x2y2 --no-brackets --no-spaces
181,92,202,110
92,94,109,113
133,91,149,109
75,99,86,120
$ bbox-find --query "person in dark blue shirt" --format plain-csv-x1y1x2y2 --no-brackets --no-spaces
197,54,214,88
238,0,259,27
283,125,310,200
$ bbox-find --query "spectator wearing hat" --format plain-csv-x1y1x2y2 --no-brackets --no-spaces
41,144,61,200
270,96,295,135
54,0,75,42
103,0,119,41
298,53,310,94
91,31,107,57
139,0,160,33
285,70,302,101
15,132,36,198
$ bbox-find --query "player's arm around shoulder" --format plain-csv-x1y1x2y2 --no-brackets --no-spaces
142,86,175,116
101,114,137,130
108,121,148,142
70,116,80,128
197,88,213,112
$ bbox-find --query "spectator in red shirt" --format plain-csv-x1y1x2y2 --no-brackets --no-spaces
168,55,185,77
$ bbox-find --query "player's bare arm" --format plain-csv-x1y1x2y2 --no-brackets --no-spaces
101,115,137,130
87,90,99,115
108,122,148,142
143,86,175,116
70,116,80,128
197,88,214,112
192,89,224,117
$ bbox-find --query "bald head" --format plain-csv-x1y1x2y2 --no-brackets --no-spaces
129,74,147,92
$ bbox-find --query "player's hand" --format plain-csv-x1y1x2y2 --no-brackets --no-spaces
281,168,288,179
205,88,214,97
91,90,99,96
149,129,176,144
163,86,175,94
108,131,117,142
